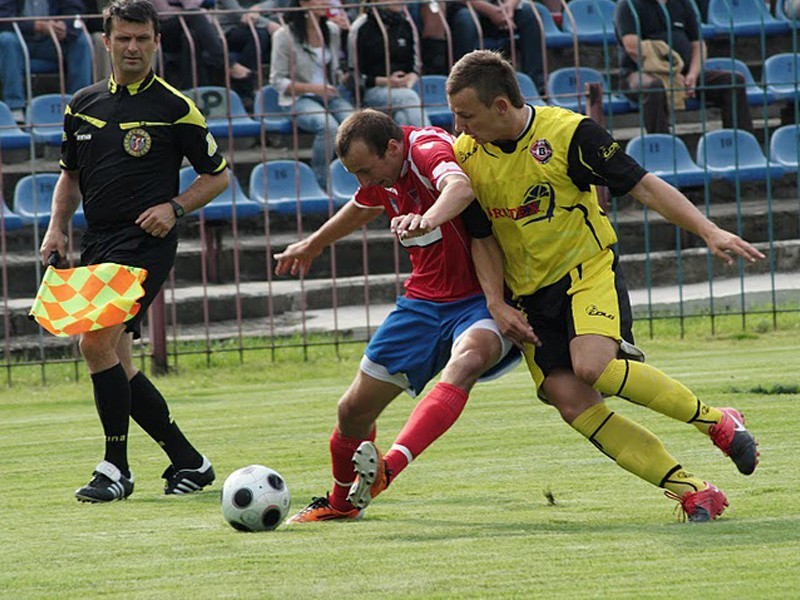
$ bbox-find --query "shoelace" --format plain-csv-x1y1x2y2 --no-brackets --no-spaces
663,490,689,523
297,495,331,515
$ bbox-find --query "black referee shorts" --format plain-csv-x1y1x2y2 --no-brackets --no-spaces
81,224,178,339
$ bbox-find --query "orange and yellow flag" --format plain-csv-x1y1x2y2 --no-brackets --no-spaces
29,263,148,337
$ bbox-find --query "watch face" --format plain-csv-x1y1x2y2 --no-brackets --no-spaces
171,201,185,218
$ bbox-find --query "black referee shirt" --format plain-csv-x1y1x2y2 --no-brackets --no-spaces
60,70,228,228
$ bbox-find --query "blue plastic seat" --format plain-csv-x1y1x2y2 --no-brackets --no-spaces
702,57,774,106
532,2,573,48
707,0,789,36
178,166,261,222
252,85,294,135
0,206,26,231
330,158,359,203
547,67,633,114
764,53,800,103
516,72,547,106
560,0,617,45
769,124,800,170
776,0,799,27
183,87,261,139
26,93,71,146
249,160,336,215
0,100,31,150
12,173,86,228
626,134,709,188
696,129,785,182
414,75,452,129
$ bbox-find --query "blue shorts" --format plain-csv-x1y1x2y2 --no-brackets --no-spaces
361,294,518,397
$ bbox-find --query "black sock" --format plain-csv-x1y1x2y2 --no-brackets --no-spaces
129,372,203,469
91,364,131,477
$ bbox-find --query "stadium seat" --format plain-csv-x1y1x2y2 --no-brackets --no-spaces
12,173,87,228
330,158,359,203
183,86,261,139
178,166,262,221
560,0,617,45
0,100,31,150
547,67,633,114
702,57,775,106
249,160,337,215
707,0,789,36
252,85,293,135
769,124,800,170
764,53,800,103
776,0,799,26
26,93,72,146
0,205,26,232
414,75,452,129
696,129,785,182
532,2,573,48
516,72,547,106
626,134,710,188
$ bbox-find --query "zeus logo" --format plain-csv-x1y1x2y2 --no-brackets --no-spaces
586,304,615,320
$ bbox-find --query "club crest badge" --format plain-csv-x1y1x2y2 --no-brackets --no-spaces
530,138,553,164
123,128,152,157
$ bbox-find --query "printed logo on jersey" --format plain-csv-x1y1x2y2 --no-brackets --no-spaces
599,142,621,161
206,132,218,156
458,146,478,164
530,139,553,164
123,128,151,157
483,183,555,224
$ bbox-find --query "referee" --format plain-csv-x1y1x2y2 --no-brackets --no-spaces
39,0,229,503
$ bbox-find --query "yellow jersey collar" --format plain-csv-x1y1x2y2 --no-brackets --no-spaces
108,70,157,95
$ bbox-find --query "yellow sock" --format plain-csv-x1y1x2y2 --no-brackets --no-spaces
571,403,707,497
594,359,722,434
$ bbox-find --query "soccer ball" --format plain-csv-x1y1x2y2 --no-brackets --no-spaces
221,465,291,532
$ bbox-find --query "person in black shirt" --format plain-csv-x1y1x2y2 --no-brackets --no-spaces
39,0,229,503
614,0,753,134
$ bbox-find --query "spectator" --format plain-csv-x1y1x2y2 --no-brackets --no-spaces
215,0,283,111
350,1,430,127
614,0,753,134
0,0,93,122
270,0,353,188
151,0,225,89
446,0,545,93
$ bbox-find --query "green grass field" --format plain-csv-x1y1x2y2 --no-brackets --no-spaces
2,329,799,599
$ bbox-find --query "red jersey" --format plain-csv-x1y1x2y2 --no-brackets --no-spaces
353,126,482,302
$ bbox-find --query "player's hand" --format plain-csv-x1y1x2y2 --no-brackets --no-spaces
135,203,177,238
490,302,540,348
391,213,431,240
274,240,321,277
39,228,67,267
705,227,765,266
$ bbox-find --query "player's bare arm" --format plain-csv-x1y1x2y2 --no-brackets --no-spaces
630,173,766,266
391,174,474,239
39,170,82,264
471,236,540,348
275,201,382,276
136,169,230,238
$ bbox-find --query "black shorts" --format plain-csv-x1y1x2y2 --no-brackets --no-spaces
81,225,178,339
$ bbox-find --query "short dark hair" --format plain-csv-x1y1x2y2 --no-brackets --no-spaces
446,50,525,109
335,109,404,159
103,0,160,37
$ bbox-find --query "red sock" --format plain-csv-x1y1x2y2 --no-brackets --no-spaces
328,426,375,512
385,382,469,482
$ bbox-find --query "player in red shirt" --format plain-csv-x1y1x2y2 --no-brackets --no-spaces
276,109,519,522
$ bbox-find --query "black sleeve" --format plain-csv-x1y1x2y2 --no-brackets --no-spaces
682,0,700,41
613,1,636,38
356,20,381,89
566,119,647,197
461,199,493,239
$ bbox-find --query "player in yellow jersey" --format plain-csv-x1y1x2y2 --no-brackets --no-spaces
394,50,765,522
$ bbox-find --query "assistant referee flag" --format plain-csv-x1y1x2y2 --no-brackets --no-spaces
29,263,148,337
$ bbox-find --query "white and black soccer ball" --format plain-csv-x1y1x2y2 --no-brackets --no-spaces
221,465,291,532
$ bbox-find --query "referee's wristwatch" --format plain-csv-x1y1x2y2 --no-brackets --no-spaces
169,199,185,219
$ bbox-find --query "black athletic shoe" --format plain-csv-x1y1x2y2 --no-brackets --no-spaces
74,461,134,503
162,455,215,495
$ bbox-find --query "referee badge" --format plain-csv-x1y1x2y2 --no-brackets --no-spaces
123,128,152,157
